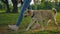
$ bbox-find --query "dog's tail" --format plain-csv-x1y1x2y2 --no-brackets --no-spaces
52,8,57,15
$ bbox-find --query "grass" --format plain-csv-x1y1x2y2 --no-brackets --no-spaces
56,12,60,21
0,11,60,34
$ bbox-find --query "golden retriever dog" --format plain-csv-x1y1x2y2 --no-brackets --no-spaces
24,8,58,31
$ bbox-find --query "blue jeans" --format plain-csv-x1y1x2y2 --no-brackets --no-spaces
21,0,31,10
16,0,31,26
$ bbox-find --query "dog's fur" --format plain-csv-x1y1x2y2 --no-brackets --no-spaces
24,8,58,31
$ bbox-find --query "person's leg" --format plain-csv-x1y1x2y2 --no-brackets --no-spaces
8,0,31,31
28,4,32,10
16,0,31,26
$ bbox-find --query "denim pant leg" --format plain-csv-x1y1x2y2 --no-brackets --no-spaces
16,0,31,26
28,5,32,10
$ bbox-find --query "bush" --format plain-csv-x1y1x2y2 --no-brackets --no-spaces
31,2,60,12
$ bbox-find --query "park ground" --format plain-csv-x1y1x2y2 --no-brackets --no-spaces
0,11,60,34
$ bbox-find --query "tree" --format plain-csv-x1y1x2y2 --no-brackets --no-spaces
54,0,60,11
0,1,5,9
11,0,18,13
1,0,10,13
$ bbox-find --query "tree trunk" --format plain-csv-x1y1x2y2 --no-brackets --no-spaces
11,0,18,13
1,0,10,13
6,0,10,13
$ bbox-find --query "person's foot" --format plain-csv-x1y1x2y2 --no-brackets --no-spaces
8,25,18,31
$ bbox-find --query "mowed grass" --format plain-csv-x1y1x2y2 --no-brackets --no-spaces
0,11,60,34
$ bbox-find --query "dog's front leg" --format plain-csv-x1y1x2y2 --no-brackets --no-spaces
38,17,44,31
26,18,36,31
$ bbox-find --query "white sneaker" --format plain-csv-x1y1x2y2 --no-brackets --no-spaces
8,25,18,31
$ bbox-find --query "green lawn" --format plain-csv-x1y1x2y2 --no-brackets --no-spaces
0,11,60,34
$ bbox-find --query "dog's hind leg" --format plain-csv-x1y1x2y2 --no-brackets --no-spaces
52,17,58,30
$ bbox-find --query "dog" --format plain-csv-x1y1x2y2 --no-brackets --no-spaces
24,8,58,31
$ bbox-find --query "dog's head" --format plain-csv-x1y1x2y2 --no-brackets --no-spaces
24,10,33,17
